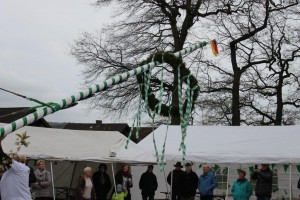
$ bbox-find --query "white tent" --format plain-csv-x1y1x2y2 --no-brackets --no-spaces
1,123,155,164
131,125,300,200
0,123,155,199
138,125,300,164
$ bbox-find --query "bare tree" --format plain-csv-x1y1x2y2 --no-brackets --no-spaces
241,12,300,125
196,0,299,125
72,0,300,126
71,0,236,124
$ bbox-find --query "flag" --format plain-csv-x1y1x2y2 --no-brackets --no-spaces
210,39,219,56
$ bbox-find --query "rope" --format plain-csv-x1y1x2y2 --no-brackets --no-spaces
0,87,62,112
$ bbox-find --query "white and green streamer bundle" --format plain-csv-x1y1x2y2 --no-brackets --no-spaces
0,41,208,140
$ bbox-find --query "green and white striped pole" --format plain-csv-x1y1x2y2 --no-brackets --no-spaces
0,41,208,138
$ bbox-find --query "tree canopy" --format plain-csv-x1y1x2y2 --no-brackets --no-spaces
71,0,300,125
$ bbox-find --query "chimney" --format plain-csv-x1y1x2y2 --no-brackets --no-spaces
96,120,102,125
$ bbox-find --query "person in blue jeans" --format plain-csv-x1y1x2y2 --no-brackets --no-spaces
198,164,218,200
231,170,252,200
251,164,273,200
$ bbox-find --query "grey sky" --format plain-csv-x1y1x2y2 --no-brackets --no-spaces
0,0,125,123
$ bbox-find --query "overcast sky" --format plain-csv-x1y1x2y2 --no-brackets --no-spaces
0,0,125,123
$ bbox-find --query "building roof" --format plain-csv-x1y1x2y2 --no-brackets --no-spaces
64,120,130,132
0,107,51,127
63,120,156,143
131,127,156,143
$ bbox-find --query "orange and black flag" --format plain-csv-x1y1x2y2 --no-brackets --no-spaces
210,40,219,56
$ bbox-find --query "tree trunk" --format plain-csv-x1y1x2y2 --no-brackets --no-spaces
275,73,284,125
230,43,241,126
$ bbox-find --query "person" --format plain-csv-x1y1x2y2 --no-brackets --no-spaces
0,138,10,180
112,184,128,200
231,170,253,200
115,164,133,200
92,163,112,200
0,154,32,200
167,161,184,200
0,138,11,200
198,164,218,200
32,160,52,200
251,164,273,200
178,163,198,200
16,155,37,187
139,165,158,200
77,166,96,200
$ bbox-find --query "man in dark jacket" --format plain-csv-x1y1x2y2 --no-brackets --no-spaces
179,163,198,200
92,163,112,200
139,165,158,200
167,162,184,200
251,164,273,200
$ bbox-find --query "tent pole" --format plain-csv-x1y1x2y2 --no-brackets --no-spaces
170,170,173,200
111,163,117,197
69,162,78,189
289,164,292,200
50,161,55,200
226,164,229,199
163,166,169,195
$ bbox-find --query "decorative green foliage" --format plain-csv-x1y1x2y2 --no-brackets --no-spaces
136,51,199,118
0,132,30,174
15,132,30,151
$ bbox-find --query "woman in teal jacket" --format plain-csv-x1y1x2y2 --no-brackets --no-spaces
231,170,253,200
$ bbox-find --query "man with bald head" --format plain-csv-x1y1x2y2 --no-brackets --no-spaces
18,154,37,186
198,164,218,200
0,154,31,200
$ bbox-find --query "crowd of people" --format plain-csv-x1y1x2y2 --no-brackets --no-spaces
166,162,274,200
1,156,297,200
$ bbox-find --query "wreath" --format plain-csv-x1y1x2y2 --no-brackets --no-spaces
136,51,199,117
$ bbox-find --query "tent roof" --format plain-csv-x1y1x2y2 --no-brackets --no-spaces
138,125,300,164
1,123,155,164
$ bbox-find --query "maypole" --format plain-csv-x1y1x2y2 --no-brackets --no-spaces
0,41,211,138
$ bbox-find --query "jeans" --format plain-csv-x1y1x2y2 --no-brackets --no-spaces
181,195,195,200
200,196,213,200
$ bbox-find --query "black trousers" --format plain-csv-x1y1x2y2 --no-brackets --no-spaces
142,194,154,200
171,191,181,200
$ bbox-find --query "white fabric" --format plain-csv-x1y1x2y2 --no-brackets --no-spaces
0,123,155,164
0,160,31,200
138,125,300,164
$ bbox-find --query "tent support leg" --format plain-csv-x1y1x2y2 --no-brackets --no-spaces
50,161,55,200
69,162,78,189
289,164,292,200
163,166,169,196
170,170,173,200
226,164,229,199
111,163,117,197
